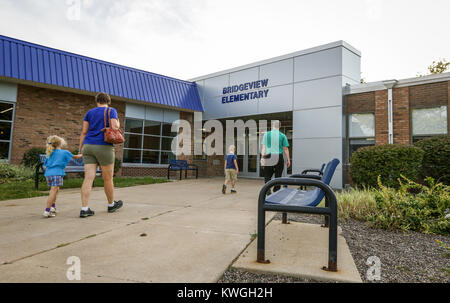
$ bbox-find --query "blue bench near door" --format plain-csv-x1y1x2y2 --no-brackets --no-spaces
257,158,340,272
167,160,199,180
35,154,101,190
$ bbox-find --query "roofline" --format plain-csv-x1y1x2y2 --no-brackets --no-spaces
346,72,450,95
188,40,361,82
0,76,199,113
0,34,195,86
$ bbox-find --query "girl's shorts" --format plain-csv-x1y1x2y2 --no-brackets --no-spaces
46,176,64,187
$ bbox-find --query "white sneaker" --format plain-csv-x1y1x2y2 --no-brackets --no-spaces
43,211,56,218
50,207,57,214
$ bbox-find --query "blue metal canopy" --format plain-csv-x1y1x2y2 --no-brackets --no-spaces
0,35,203,112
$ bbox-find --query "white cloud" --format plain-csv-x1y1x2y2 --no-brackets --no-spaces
0,0,449,82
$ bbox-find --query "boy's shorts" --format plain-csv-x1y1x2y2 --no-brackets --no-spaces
46,176,64,187
82,144,115,166
225,169,237,182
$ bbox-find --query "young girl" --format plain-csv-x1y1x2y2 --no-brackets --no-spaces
43,135,82,218
222,145,239,194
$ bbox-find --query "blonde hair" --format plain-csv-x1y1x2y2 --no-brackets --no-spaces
228,145,236,153
46,135,67,157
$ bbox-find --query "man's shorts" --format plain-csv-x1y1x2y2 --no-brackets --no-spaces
82,144,115,166
46,175,64,187
225,169,237,182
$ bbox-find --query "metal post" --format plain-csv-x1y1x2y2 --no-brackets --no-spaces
282,212,288,224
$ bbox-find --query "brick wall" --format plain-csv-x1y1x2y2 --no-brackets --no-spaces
392,87,410,145
11,84,125,165
374,89,389,145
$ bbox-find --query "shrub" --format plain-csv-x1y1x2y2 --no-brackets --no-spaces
414,135,450,185
0,163,35,184
22,147,46,168
350,144,424,188
336,187,378,221
365,176,450,235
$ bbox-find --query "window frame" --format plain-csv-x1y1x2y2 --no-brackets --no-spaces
346,112,376,163
410,106,448,143
0,101,15,162
123,118,177,166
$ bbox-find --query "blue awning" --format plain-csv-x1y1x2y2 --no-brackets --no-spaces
0,35,203,112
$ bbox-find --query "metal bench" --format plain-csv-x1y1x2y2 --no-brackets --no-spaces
257,159,340,272
167,160,199,180
35,154,101,190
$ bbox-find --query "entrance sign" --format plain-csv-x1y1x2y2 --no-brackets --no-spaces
222,79,270,103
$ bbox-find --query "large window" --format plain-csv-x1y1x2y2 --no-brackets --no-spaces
123,118,177,165
348,113,375,161
412,106,448,143
0,102,14,161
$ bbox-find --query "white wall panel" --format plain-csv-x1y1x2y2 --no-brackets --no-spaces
258,84,293,114
203,74,229,98
293,76,342,110
260,59,293,87
293,107,342,139
145,106,164,122
229,67,259,87
294,48,342,82
163,110,180,123
125,103,145,119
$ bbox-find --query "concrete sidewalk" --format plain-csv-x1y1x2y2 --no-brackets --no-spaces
0,178,270,283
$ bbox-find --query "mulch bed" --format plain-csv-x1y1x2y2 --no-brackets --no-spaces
219,213,450,283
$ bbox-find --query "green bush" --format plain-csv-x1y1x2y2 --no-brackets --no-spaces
350,144,424,188
414,135,450,185
365,176,450,235
22,147,46,168
0,163,35,184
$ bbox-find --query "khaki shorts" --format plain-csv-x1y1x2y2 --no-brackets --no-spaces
225,169,237,182
82,144,115,166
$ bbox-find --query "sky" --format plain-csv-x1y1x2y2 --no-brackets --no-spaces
0,0,449,82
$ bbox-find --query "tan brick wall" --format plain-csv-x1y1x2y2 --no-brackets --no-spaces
409,81,448,107
11,85,125,166
393,87,410,145
374,89,389,145
345,91,375,113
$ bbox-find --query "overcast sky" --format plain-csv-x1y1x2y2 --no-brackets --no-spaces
0,0,449,82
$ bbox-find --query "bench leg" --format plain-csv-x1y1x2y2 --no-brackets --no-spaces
185,169,187,179
196,168,198,179
179,170,182,180
167,169,170,180
325,212,338,272
322,197,330,228
257,206,270,264
282,212,289,224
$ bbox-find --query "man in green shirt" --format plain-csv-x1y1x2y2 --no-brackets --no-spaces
260,120,290,192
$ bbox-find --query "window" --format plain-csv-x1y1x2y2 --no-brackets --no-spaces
0,102,14,161
123,118,176,165
348,113,375,161
412,106,448,143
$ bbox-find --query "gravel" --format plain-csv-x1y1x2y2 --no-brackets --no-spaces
220,213,450,283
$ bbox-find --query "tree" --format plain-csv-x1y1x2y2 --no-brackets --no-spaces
417,59,450,77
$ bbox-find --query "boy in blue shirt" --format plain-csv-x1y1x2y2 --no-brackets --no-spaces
43,135,83,218
222,145,239,194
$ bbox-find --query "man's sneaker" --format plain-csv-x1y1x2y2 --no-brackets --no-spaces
43,211,56,218
50,207,57,214
231,189,237,194
108,200,123,213
222,184,227,194
80,208,95,218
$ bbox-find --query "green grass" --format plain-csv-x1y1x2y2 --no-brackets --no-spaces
0,176,168,202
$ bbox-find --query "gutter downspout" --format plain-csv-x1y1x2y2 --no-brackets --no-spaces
383,80,398,144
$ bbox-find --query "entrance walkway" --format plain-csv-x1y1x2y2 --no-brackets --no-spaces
0,178,269,282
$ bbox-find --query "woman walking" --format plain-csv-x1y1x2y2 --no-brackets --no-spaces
78,92,123,218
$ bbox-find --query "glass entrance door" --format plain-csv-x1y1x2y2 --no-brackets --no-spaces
238,128,260,178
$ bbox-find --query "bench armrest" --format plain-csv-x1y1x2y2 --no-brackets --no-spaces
301,169,323,176
290,174,322,181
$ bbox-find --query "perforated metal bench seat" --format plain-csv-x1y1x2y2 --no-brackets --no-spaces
265,188,323,207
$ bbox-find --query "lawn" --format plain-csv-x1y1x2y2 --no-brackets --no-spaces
0,176,168,201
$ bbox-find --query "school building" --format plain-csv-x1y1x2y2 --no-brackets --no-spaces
0,35,448,188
